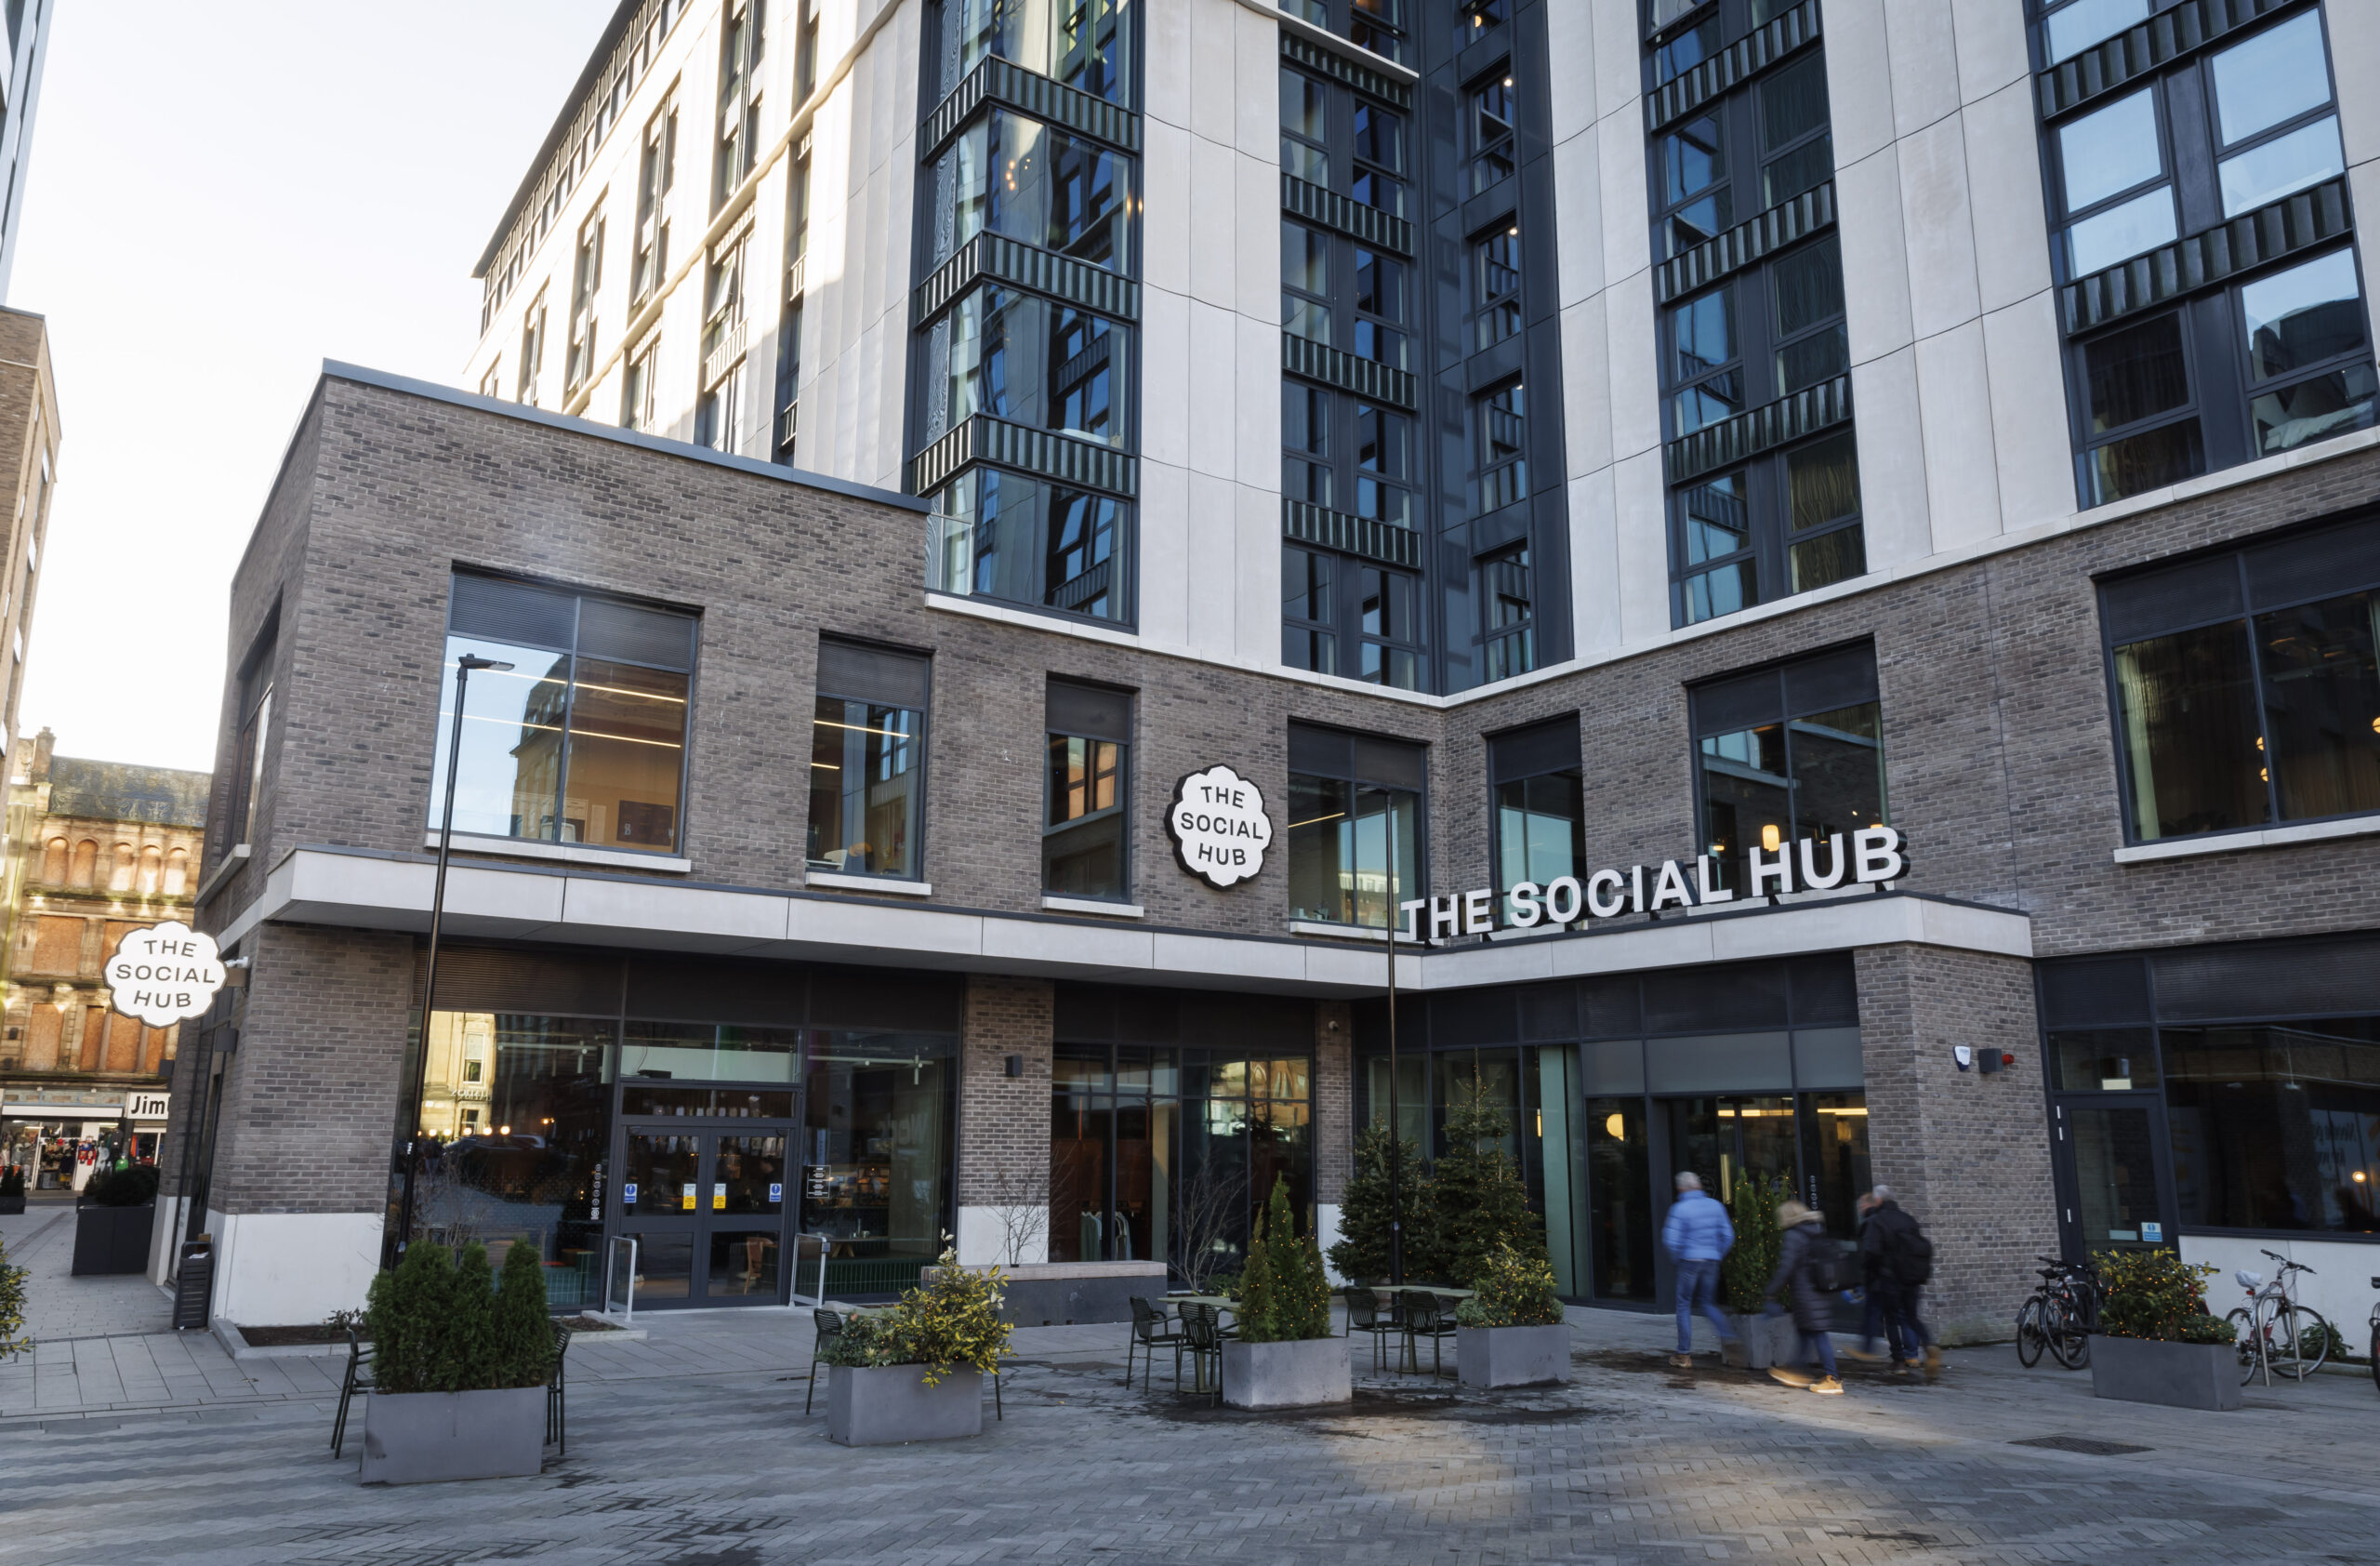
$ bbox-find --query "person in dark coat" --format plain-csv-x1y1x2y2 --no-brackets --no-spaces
1858,1185,1941,1380
1762,1201,1843,1394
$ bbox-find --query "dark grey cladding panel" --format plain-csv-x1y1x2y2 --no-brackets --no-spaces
2035,0,2308,121
1282,332,1420,409
1486,715,1580,784
919,56,1141,164
914,232,1140,327
2038,955,2152,1028
1279,29,1412,111
1046,679,1132,743
1665,372,1853,484
2098,552,2244,644
450,573,578,651
910,415,1138,498
416,946,621,1015
1282,174,1413,257
816,639,931,708
2062,177,2352,337
1282,498,1423,569
1645,0,1822,133
1657,182,1835,305
2242,514,2380,611
625,956,806,1025
2150,933,2380,1022
578,597,697,671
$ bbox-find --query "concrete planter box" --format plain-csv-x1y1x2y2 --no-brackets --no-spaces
359,1387,546,1484
2089,1334,2242,1412
71,1202,155,1276
1222,1336,1351,1410
1457,1323,1570,1388
0,1192,23,1214
1723,1313,1786,1370
826,1364,984,1445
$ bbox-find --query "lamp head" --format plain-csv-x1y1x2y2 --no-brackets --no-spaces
456,655,515,673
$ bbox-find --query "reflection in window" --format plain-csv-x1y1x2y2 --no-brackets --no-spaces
933,112,1130,271
945,0,1133,105
931,467,1127,622
1494,761,1580,892
1358,565,1424,690
807,697,925,877
2165,1020,2380,1233
924,286,1127,448
428,577,695,855
1044,718,1128,901
1693,646,1887,894
2044,0,2147,64
1480,545,1535,683
411,1012,613,1304
1282,545,1338,675
1287,776,1417,927
1467,72,1515,195
801,1031,958,1286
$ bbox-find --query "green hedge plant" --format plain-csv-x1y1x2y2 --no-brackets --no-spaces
1421,1071,1543,1288
1326,1124,1418,1284
0,1228,28,1359
1454,1243,1564,1328
1,1165,26,1199
84,1164,159,1207
364,1239,553,1394
1719,1173,1788,1316
1238,1174,1333,1342
2095,1248,2227,1342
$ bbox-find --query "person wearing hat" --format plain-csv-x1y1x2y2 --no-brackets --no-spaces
1763,1200,1844,1395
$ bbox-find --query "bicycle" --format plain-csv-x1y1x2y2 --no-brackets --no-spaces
2228,1250,2334,1386
2367,1275,2378,1398
2015,1255,2098,1370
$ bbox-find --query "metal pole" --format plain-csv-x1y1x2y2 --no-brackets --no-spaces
392,654,509,1264
1384,799,1403,1289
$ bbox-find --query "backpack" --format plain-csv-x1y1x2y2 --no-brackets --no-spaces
1885,1226,1935,1285
1802,1232,1858,1293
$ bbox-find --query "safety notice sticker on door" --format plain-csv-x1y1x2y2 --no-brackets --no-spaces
769,1182,783,1204
624,1183,639,1206
712,1183,727,1211
681,1182,697,1211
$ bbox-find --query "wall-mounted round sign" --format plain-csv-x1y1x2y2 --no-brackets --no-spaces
102,921,227,1027
1167,765,1272,888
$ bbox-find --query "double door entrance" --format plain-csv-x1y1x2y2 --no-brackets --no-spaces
615,1125,793,1307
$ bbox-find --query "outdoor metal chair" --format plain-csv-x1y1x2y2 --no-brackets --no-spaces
1126,1297,1185,1391
806,1308,843,1415
331,1325,373,1459
1175,1305,1223,1403
547,1320,573,1454
1343,1287,1395,1372
1398,1291,1456,1378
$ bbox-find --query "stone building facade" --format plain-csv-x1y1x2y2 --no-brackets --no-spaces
0,728,207,1187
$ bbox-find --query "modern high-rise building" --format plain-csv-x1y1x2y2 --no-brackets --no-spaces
0,0,51,306
155,0,2380,1333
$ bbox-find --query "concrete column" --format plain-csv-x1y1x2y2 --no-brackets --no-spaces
953,974,1053,1266
1855,942,2056,1343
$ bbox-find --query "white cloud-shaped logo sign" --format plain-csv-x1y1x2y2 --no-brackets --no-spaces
1168,765,1272,888
102,922,226,1027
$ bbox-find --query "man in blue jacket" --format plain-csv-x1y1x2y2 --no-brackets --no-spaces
1662,1171,1738,1368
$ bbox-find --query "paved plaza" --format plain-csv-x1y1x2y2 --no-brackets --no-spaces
4,1247,2379,1566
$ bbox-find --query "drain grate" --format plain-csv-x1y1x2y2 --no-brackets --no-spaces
2010,1434,2152,1456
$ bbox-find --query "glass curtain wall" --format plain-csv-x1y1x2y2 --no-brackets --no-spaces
1286,722,1425,929
1050,1042,1313,1277
1691,643,1887,893
921,0,1140,626
1646,2,1863,627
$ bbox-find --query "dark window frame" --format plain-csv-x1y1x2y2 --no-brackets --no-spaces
1285,721,1429,926
807,638,933,881
1043,680,1133,903
1688,640,1888,894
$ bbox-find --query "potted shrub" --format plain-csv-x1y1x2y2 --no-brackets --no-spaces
1222,1175,1349,1409
1719,1173,1789,1369
71,1163,158,1276
0,1163,25,1215
359,1241,555,1483
1416,1073,1539,1288
0,1226,28,1360
1326,1124,1418,1286
2088,1248,2241,1412
820,1242,1012,1445
1455,1243,1570,1387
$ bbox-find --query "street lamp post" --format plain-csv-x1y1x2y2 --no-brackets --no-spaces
1384,803,1403,1289
392,653,511,1264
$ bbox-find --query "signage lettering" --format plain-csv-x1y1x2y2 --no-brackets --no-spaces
1167,765,1273,889
1400,828,1907,942
102,922,228,1028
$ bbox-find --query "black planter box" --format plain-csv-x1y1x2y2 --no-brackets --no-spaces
72,1202,156,1276
0,1193,24,1214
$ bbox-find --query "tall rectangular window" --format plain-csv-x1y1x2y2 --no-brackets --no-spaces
1466,70,1515,196
1044,681,1130,900
716,0,762,209
2037,3,2372,503
2100,515,2380,843
1646,7,1858,627
227,628,275,849
1691,643,1886,894
634,100,678,302
566,206,605,393
1287,722,1423,928
1479,544,1534,681
1474,224,1522,350
429,575,698,855
1488,716,1582,896
807,640,930,879
945,0,1134,104
1282,544,1338,675
623,334,660,432
517,293,548,405
1475,379,1528,514
697,237,747,451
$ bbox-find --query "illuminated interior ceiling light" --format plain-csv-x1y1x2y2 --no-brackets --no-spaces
1603,1112,1624,1138
1761,824,1782,853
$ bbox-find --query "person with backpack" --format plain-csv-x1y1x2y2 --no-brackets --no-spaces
1660,1172,1738,1368
1858,1184,1941,1380
1763,1200,1847,1394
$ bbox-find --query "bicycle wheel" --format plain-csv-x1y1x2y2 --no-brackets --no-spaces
2048,1294,2092,1369
2275,1307,2334,1380
2228,1307,2261,1385
2016,1298,2047,1367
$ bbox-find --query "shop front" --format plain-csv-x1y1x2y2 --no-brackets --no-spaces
2,1087,172,1190
1358,953,1869,1307
2037,929,2380,1332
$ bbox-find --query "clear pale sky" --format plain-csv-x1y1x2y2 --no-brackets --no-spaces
10,1,616,774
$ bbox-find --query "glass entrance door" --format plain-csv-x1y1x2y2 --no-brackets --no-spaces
2056,1101,2171,1254
1663,1095,1800,1203
615,1126,792,1306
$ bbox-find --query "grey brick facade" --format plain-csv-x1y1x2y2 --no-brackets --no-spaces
165,366,2380,1325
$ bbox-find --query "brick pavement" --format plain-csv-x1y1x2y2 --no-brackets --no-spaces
3,1304,2377,1564
1,1200,173,1341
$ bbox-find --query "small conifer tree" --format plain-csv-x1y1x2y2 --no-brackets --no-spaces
1239,1174,1333,1341
1327,1124,1420,1284
1236,1185,1278,1334
1424,1071,1543,1287
367,1241,456,1395
1720,1173,1788,1316
491,1241,555,1387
